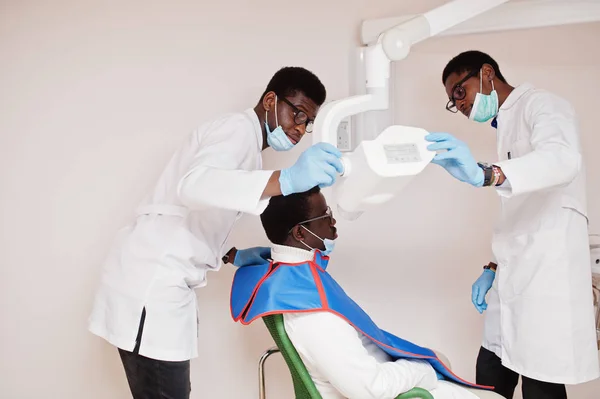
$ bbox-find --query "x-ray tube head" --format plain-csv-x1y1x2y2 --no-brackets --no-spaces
333,125,435,220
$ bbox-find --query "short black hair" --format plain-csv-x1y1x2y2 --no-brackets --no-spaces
442,50,507,85
260,187,321,245
260,67,326,106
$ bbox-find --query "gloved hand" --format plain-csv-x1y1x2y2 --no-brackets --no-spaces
233,247,271,267
471,269,496,314
279,142,344,196
425,133,484,187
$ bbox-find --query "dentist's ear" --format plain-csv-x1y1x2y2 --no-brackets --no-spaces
482,63,496,81
262,91,277,112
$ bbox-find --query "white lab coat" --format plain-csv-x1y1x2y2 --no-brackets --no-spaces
482,84,600,383
89,109,273,361
273,245,486,399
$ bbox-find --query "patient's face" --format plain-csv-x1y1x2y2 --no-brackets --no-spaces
300,192,337,250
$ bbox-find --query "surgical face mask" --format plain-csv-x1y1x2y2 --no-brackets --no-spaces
299,225,336,256
469,70,499,123
265,97,295,151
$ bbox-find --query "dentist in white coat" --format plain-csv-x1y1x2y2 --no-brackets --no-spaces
89,67,343,399
425,51,599,399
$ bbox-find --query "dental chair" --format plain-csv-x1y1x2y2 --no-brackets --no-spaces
258,314,503,399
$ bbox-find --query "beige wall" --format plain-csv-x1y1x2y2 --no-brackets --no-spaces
1,0,599,398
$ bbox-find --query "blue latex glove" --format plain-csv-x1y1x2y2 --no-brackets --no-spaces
425,133,484,187
435,371,445,380
233,247,271,267
280,142,344,196
471,269,496,314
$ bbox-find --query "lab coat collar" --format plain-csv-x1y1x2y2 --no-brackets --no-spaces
500,83,535,111
244,108,264,151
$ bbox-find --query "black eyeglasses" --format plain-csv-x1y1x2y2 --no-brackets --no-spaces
288,206,333,234
445,69,480,113
278,96,315,133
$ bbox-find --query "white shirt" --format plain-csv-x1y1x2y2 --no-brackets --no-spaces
272,245,480,399
89,109,273,361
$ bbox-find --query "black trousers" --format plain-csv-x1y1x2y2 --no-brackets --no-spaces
476,346,567,399
119,349,191,399
118,308,191,399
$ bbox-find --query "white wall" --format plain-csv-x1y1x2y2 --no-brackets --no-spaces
0,1,598,398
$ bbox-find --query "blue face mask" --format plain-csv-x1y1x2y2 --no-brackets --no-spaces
469,70,499,123
265,97,295,151
300,225,336,256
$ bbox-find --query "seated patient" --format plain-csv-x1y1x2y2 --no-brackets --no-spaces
230,187,497,399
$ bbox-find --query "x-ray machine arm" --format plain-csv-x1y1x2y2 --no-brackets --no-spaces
312,0,510,220
313,0,510,148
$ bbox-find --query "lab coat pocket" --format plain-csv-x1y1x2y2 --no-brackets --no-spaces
163,222,215,286
166,223,212,263
501,229,568,300
510,138,532,159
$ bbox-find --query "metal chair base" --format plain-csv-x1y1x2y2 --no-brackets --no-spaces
258,346,280,399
